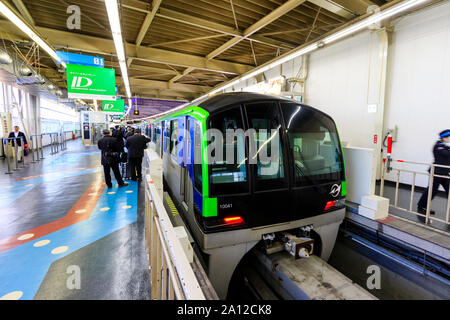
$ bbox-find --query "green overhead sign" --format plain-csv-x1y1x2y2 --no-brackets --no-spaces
102,99,125,113
66,64,116,100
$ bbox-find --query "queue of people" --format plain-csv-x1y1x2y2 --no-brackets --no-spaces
97,125,150,188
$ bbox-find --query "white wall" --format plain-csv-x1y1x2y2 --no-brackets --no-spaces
306,31,382,150
384,1,450,187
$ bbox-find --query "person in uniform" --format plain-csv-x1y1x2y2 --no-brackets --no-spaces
125,128,150,181
125,126,134,139
98,129,128,188
417,129,450,217
112,125,125,151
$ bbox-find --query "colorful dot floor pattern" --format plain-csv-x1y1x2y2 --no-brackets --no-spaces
0,168,138,300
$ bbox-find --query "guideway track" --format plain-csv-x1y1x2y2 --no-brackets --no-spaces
246,249,377,300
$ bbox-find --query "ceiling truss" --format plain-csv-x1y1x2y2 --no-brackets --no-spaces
0,0,392,102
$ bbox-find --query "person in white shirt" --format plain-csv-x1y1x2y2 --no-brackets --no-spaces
7,126,27,162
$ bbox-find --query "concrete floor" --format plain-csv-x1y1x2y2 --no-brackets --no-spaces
0,139,150,300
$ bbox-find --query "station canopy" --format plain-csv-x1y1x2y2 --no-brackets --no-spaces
0,0,394,114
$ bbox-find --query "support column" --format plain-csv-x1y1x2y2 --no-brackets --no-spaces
366,27,392,179
35,96,41,136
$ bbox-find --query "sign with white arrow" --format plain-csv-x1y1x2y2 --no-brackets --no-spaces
102,99,124,113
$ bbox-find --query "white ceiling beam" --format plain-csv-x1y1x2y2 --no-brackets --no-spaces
120,77,212,93
11,0,34,25
0,21,252,75
123,6,294,49
206,0,307,59
127,0,162,67
168,66,195,84
308,0,356,19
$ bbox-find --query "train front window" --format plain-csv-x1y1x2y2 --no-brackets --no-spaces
245,102,287,191
280,102,343,187
208,106,248,195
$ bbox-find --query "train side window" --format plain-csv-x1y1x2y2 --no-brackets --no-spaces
245,102,287,191
165,121,170,152
156,123,161,145
193,122,202,193
170,120,178,157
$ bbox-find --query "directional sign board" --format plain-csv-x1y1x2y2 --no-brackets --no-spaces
66,64,116,100
102,99,125,113
57,51,104,68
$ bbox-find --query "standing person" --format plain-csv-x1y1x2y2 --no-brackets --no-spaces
98,129,128,188
125,126,134,139
112,125,125,151
126,128,150,181
8,126,27,162
417,129,450,217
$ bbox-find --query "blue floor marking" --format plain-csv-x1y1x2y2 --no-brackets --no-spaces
0,167,102,207
0,181,138,300
45,151,100,167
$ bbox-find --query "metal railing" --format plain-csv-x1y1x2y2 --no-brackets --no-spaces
41,132,65,154
29,134,44,162
380,158,450,226
51,132,59,154
144,171,205,300
59,132,67,151
3,130,75,173
2,137,25,174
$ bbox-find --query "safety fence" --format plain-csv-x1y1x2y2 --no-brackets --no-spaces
2,131,75,173
143,155,205,300
2,137,25,174
380,158,450,227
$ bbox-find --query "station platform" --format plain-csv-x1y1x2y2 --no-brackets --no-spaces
376,183,450,233
346,202,450,263
0,139,150,300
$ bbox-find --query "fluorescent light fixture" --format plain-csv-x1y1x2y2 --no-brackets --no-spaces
125,98,133,116
0,2,66,68
205,0,427,96
323,0,428,44
104,0,132,99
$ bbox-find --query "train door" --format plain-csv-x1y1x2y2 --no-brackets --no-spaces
244,101,291,225
181,117,192,207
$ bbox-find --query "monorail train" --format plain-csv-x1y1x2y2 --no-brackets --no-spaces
148,92,347,298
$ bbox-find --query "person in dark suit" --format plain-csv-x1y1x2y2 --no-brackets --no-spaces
125,126,134,139
98,129,128,188
126,128,150,181
8,126,27,147
112,125,124,151
417,129,450,216
8,126,27,162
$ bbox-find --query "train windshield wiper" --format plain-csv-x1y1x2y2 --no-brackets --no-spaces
294,150,324,191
